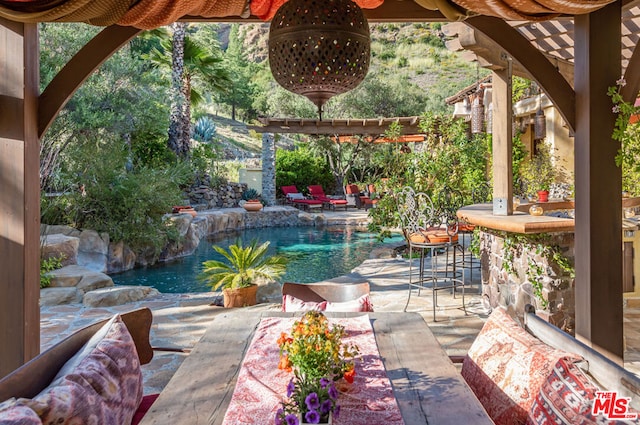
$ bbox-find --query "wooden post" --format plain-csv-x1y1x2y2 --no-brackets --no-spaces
491,65,513,215
574,2,623,361
0,19,40,377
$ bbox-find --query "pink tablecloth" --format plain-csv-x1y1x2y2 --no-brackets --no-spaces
222,315,405,425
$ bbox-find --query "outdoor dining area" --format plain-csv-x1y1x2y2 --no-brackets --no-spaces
1,0,640,423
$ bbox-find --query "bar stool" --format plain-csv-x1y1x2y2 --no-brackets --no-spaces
398,187,466,321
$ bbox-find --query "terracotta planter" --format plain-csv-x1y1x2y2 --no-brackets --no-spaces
222,285,258,308
243,200,263,212
537,190,549,203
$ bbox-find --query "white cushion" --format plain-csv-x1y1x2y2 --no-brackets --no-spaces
286,193,305,200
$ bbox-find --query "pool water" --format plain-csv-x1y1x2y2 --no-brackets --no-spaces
111,226,403,293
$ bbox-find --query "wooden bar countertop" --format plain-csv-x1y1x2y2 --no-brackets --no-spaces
457,203,575,234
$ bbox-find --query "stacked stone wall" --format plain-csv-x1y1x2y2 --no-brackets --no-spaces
479,229,575,333
185,179,247,209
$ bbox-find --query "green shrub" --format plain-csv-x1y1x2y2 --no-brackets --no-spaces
276,147,333,195
49,145,192,260
40,255,65,288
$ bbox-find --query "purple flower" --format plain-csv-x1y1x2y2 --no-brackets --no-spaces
285,413,299,425
320,399,333,414
327,384,338,400
333,405,340,419
287,378,296,397
275,408,285,425
319,377,330,389
305,392,320,410
304,410,320,424
617,77,627,87
613,105,621,113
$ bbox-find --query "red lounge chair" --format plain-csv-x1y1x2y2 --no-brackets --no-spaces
281,185,323,211
307,185,349,210
345,184,377,209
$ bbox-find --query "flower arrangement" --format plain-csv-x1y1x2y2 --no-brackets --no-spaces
277,311,359,380
275,374,339,425
275,311,359,424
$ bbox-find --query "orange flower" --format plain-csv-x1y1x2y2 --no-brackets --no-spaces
278,355,292,372
343,368,356,384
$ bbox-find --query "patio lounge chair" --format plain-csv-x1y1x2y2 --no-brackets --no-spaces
307,185,349,210
345,184,378,209
281,185,323,211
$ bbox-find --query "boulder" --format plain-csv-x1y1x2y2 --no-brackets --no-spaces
107,241,136,274
167,213,193,237
40,287,82,306
40,234,79,266
83,286,160,307
48,265,113,294
40,224,81,237
77,229,109,272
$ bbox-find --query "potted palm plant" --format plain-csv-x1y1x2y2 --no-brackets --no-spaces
199,239,288,308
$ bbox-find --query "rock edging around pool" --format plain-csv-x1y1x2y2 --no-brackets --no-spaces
40,206,373,307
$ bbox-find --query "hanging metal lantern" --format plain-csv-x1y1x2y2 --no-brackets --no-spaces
486,103,493,134
470,95,484,134
534,107,546,139
268,0,370,119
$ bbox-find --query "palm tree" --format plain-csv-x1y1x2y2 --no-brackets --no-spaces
199,239,288,290
147,24,230,158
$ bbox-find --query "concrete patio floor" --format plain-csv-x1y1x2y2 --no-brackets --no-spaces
38,207,640,395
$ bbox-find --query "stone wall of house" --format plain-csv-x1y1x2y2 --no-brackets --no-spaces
479,229,575,333
185,178,247,209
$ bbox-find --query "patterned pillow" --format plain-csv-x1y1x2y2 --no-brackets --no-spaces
461,307,581,425
282,294,327,312
325,294,374,312
527,358,639,425
20,315,143,425
0,399,41,425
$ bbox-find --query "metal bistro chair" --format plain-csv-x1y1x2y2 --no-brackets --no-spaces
438,185,482,287
398,187,466,320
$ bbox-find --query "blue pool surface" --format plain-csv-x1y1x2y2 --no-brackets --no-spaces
111,226,403,293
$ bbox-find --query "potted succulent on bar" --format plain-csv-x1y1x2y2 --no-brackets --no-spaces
518,143,556,203
276,311,359,424
198,239,287,308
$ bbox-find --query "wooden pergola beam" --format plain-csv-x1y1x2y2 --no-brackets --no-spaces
466,16,576,133
574,1,623,361
248,117,423,135
0,18,39,378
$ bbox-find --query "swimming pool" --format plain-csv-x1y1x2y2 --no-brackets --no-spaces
111,226,403,293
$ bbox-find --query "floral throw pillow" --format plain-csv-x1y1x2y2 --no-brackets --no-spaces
0,399,41,425
527,358,640,425
282,294,327,312
325,294,374,312
461,307,581,425
20,315,143,425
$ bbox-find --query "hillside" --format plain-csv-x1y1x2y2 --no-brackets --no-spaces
211,22,479,156
228,22,478,99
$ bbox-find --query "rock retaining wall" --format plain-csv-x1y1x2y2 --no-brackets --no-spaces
479,229,575,333
184,179,247,209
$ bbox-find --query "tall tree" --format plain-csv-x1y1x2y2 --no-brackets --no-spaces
168,23,188,157
219,25,257,121
148,24,230,158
